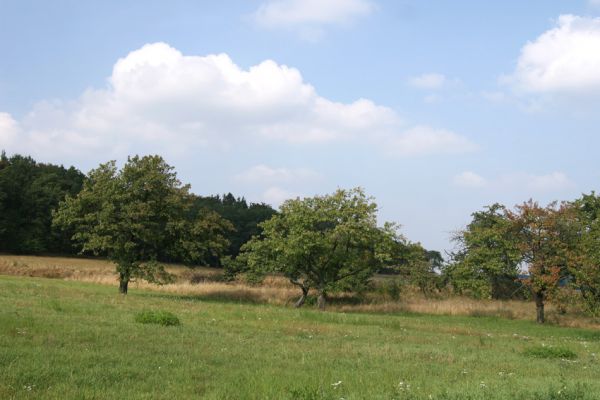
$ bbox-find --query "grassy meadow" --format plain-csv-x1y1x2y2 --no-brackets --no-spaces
1,256,600,399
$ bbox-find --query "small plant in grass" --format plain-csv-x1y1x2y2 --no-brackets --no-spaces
135,310,181,326
523,345,577,359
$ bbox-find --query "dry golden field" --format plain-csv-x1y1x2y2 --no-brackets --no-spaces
1,254,598,329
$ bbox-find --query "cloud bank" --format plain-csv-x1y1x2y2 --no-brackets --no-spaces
509,15,600,95
0,42,475,164
251,0,376,39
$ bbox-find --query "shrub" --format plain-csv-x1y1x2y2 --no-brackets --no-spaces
134,310,181,326
523,345,577,359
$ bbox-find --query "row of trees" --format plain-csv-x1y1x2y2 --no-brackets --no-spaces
0,152,275,264
0,152,85,254
48,155,435,302
8,151,600,323
446,197,600,322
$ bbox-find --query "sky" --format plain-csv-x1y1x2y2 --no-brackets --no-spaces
2,0,600,254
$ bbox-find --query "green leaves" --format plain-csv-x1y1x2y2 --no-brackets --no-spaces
237,188,397,306
53,155,232,292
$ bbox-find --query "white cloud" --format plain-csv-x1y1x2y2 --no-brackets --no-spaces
408,73,447,90
453,171,487,188
508,15,600,94
0,112,19,148
1,42,475,163
498,172,573,192
262,186,300,206
386,126,477,157
252,0,375,38
235,164,321,185
452,170,574,193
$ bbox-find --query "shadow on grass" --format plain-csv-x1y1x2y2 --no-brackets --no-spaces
132,289,272,306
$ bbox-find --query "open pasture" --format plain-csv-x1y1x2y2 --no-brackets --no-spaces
1,272,600,399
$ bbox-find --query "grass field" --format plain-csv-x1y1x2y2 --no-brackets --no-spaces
1,272,600,399
1,254,598,329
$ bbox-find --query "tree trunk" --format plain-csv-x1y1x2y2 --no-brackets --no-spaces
317,289,326,310
119,276,129,295
294,286,309,308
534,290,544,323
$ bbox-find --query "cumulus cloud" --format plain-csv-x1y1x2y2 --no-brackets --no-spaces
508,15,600,94
235,165,321,185
1,42,475,164
386,126,477,157
452,170,574,193
0,112,19,148
453,171,487,188
262,186,300,206
408,73,447,90
252,0,375,39
498,172,573,192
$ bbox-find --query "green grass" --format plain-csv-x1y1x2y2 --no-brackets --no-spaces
1,276,600,399
523,345,578,360
134,310,181,326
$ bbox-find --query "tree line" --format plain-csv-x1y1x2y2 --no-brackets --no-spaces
445,198,600,323
0,152,275,266
4,151,600,323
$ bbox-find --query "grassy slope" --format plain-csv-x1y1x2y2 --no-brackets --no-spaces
1,276,600,399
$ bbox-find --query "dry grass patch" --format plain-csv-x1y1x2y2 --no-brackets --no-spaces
2,254,600,329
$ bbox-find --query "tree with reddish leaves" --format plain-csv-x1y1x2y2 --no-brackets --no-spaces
507,200,576,323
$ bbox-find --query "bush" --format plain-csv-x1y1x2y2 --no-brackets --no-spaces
378,279,403,301
134,310,181,326
523,345,577,359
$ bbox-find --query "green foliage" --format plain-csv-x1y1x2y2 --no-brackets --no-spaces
53,155,232,293
191,193,276,262
523,346,577,359
0,152,85,254
238,188,396,308
379,278,403,301
385,240,443,297
134,310,181,326
446,204,522,299
570,192,600,316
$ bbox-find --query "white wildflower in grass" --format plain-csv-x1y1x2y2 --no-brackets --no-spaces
480,381,486,388
331,381,342,388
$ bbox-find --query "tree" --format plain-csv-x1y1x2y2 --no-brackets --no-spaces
238,188,394,309
385,239,442,296
53,155,232,294
507,200,576,323
570,192,600,315
191,193,276,262
446,204,522,299
0,152,85,254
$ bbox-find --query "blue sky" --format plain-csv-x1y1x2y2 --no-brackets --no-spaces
2,0,600,253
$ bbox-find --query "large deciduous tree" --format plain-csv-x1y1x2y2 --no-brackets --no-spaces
238,188,394,309
507,200,576,323
446,204,522,299
570,192,600,316
53,155,232,294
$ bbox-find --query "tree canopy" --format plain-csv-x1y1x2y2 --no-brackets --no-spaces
191,193,276,262
446,203,522,299
53,155,233,294
0,152,85,254
237,188,396,309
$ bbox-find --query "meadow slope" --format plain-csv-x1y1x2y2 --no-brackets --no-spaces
1,274,600,399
